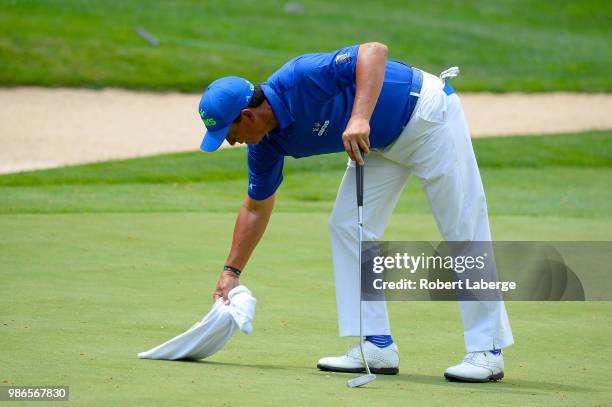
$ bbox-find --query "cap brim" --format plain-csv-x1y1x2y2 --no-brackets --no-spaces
200,126,230,152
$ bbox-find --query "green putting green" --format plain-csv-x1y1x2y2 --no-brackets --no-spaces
1,132,611,405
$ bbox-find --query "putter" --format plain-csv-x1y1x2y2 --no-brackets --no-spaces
347,158,377,388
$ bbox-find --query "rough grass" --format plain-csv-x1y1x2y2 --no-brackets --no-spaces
1,0,611,91
1,131,610,187
1,131,610,219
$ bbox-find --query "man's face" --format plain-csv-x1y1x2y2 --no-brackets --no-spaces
225,116,266,146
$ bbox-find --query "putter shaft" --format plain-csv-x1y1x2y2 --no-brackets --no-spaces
347,162,376,388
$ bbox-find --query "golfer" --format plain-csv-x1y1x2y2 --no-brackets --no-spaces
197,42,514,382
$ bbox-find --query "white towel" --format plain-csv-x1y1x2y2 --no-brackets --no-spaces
137,285,256,360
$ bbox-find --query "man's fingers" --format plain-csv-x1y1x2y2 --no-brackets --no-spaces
351,141,364,165
214,290,230,304
343,132,368,164
357,137,370,155
343,137,355,162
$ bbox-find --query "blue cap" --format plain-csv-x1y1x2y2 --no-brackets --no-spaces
198,77,255,152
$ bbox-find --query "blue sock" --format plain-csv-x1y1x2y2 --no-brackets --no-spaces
365,335,393,348
490,348,502,355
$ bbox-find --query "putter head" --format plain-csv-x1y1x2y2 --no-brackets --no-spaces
347,373,376,388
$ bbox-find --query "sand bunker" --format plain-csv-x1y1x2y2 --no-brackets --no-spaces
1,87,611,174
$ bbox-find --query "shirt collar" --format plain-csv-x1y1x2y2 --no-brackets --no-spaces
262,83,294,130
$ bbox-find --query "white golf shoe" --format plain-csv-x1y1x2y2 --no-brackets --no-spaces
444,351,504,382
317,341,399,375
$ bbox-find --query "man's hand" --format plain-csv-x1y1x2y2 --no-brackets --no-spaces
342,42,387,165
342,116,371,165
213,271,239,304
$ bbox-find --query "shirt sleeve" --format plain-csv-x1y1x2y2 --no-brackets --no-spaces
247,140,285,200
294,45,360,100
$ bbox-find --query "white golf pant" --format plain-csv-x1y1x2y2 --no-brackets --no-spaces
329,70,514,352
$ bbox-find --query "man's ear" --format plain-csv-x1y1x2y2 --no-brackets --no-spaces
242,108,256,123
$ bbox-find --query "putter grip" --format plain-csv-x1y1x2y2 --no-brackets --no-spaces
356,163,364,207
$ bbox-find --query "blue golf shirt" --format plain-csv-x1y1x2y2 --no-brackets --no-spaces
248,44,417,200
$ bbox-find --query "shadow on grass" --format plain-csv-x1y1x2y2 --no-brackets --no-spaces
137,360,597,396
390,374,594,394
170,359,313,372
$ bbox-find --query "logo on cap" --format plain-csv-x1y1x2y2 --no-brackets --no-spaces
197,76,256,152
199,109,217,127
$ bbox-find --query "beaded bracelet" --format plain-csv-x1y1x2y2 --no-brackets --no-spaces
223,265,242,277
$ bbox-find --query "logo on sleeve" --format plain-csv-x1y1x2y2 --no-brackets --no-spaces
335,53,351,65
